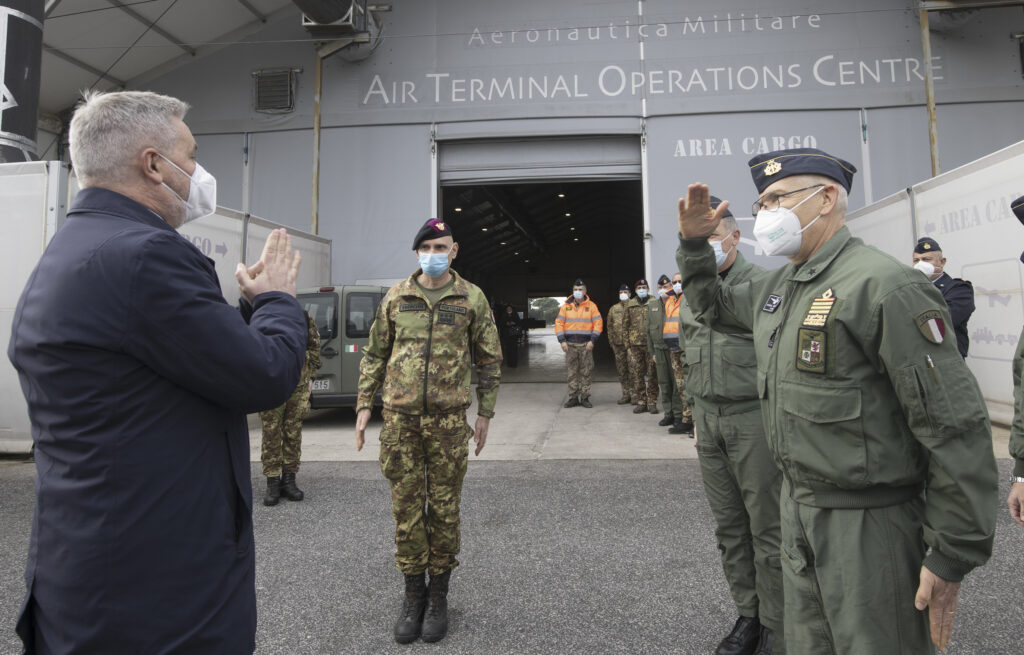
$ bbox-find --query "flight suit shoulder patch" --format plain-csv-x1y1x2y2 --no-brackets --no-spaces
916,310,947,344
762,294,783,313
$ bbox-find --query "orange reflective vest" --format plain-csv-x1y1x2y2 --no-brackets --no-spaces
555,295,604,344
662,294,681,351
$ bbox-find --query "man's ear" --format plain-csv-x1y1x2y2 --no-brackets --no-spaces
450,242,459,260
140,148,164,184
820,184,839,215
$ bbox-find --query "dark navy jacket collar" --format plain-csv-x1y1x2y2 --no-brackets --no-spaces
68,186,176,233
932,271,951,287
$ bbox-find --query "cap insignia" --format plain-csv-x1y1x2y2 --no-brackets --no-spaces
764,159,781,175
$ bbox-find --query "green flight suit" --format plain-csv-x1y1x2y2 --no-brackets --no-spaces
1011,326,1024,476
358,269,502,575
645,295,679,419
679,252,784,641
677,227,997,655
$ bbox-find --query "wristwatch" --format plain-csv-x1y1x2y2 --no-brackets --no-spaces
1012,476,1024,485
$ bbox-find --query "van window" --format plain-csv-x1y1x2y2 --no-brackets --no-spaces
300,293,338,340
346,293,379,339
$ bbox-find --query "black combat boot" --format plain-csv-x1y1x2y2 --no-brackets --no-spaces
580,396,593,408
280,472,304,501
648,404,659,414
421,570,451,643
564,396,579,408
632,404,647,414
752,625,775,655
394,572,428,644
262,476,280,507
716,616,761,655
658,414,674,426
668,419,693,435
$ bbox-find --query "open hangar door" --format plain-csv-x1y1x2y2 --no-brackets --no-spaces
437,135,644,382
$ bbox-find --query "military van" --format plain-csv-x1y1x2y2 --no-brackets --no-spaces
298,285,389,408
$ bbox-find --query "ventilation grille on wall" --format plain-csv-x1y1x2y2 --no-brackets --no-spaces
252,69,300,113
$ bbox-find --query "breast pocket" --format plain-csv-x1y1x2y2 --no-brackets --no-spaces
779,380,866,486
720,344,757,399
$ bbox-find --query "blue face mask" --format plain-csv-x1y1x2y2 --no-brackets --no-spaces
573,290,584,301
710,238,733,268
418,252,450,277
636,288,648,299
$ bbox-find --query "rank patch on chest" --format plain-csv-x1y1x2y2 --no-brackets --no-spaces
437,312,456,325
802,288,836,328
915,310,946,344
400,303,427,312
795,328,827,374
762,294,783,313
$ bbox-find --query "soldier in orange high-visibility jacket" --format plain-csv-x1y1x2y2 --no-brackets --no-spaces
555,279,604,408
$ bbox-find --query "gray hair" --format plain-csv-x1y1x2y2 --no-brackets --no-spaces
69,90,190,188
720,214,737,233
791,173,848,215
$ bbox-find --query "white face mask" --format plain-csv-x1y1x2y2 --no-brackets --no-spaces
672,282,682,295
159,153,217,224
573,290,584,301
752,186,825,257
913,260,936,277
657,288,668,299
710,238,733,268
619,292,629,302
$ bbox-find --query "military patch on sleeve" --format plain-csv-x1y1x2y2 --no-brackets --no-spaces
802,288,836,328
795,328,826,374
762,294,783,313
400,302,427,312
438,303,468,315
916,310,946,344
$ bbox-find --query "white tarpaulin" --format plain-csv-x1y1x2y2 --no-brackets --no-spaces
847,140,1024,424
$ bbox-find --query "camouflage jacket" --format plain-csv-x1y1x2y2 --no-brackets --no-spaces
356,270,502,417
622,296,651,347
606,301,627,345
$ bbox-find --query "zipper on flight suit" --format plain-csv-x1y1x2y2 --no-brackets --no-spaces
766,280,797,472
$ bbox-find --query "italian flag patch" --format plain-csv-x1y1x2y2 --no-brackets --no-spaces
915,310,946,344
345,344,359,353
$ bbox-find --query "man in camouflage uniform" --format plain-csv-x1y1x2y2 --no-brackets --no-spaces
665,273,694,435
259,311,321,506
606,283,632,404
355,218,501,644
623,278,658,413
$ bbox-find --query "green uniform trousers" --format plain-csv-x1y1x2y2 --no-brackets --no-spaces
626,344,658,406
565,342,595,398
667,350,693,424
379,409,470,576
652,347,679,419
694,401,783,637
259,383,311,477
780,478,932,654
610,342,630,399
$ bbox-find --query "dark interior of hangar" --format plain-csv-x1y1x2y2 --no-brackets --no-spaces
441,180,644,314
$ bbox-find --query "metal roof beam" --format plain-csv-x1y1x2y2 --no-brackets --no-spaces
44,0,64,18
480,186,546,253
235,0,267,22
919,1,1024,9
44,44,126,87
104,0,196,56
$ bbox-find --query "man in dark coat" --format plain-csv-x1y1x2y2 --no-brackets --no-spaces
912,236,975,357
7,90,308,655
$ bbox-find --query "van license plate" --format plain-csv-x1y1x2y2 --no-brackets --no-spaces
311,379,331,391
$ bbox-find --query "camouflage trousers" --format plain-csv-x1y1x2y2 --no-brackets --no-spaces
379,409,471,576
565,342,595,398
610,342,630,399
259,384,310,477
668,350,693,423
626,344,658,406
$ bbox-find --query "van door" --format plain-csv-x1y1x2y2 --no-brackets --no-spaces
300,291,341,407
338,288,386,400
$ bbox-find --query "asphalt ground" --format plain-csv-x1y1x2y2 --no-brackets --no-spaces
1,458,1022,655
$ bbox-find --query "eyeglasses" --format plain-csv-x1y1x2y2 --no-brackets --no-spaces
751,184,824,215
